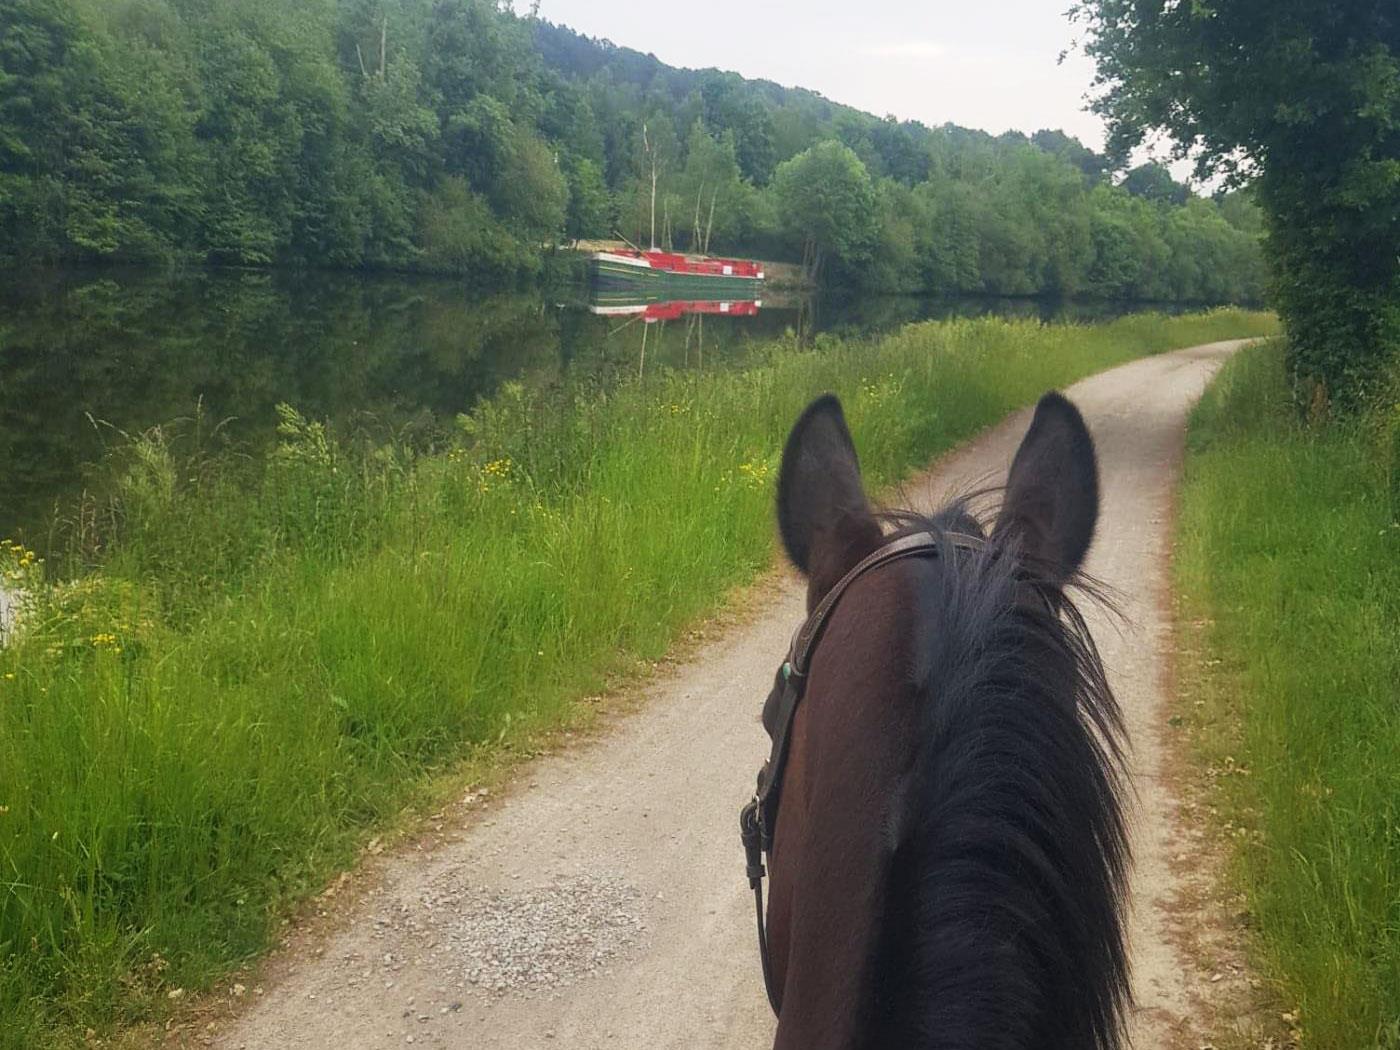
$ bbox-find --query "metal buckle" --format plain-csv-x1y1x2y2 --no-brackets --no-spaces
740,795,766,887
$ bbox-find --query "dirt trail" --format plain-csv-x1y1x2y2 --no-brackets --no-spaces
213,340,1249,1050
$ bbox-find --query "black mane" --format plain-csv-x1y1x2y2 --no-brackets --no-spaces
871,506,1130,1050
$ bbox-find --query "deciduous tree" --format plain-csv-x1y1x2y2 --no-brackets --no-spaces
771,141,877,283
1073,0,1400,408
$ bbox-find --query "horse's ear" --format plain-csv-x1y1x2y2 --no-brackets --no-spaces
778,395,882,604
994,392,1099,580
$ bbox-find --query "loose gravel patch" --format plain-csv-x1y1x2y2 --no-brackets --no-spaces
409,873,645,995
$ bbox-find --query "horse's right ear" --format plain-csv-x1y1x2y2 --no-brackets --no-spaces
993,392,1099,580
777,395,882,607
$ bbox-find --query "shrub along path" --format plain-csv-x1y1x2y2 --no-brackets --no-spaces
210,340,1256,1050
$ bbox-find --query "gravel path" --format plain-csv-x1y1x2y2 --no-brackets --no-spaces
212,340,1250,1050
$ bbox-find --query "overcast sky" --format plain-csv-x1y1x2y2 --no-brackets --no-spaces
534,0,1116,150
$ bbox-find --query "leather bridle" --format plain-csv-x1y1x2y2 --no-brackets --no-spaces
739,529,987,1016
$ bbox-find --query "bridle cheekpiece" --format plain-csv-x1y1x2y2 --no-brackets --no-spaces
739,528,987,1015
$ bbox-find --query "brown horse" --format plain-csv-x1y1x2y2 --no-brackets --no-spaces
748,392,1129,1049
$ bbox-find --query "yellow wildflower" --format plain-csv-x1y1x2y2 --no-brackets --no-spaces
736,460,773,490
477,456,517,494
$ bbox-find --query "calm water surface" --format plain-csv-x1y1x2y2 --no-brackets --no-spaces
0,267,1170,546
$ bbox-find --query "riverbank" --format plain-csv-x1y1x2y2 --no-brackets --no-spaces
1175,342,1399,1048
0,309,1276,1047
0,265,1259,550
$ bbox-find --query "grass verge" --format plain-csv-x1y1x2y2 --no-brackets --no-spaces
1,309,1274,1046
1175,341,1399,1049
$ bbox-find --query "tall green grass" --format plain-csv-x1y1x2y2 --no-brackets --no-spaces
1176,342,1399,1049
0,310,1274,1046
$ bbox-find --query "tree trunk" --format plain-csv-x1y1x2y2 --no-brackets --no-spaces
693,183,705,251
703,189,717,253
650,167,658,250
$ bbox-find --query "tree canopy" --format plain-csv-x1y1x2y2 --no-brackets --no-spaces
1121,163,1189,206
1073,0,1400,408
772,142,877,283
0,0,1269,305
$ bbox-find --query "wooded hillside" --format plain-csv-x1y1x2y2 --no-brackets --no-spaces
0,0,1265,300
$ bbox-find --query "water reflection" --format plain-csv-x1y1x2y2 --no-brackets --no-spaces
0,267,1181,545
588,297,762,321
585,288,768,375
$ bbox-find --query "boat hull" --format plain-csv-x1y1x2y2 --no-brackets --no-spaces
588,251,765,297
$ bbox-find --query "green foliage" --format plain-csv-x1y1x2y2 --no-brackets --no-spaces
771,141,878,281
699,73,776,184
666,122,746,250
537,18,1266,300
561,155,610,240
1265,174,1400,413
1120,162,1188,206
1074,0,1400,408
0,310,1274,1046
0,0,558,275
1388,400,1400,526
416,177,539,279
1178,341,1400,1047
0,0,1268,302
1032,128,1109,183
492,126,568,235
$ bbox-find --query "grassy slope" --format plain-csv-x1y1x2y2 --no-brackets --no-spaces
0,310,1274,1046
1175,342,1399,1049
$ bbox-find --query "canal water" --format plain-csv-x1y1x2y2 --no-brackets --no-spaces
0,266,1176,548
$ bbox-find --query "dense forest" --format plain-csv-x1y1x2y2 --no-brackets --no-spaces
0,0,1266,301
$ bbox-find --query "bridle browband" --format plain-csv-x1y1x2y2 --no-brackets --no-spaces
739,528,988,1016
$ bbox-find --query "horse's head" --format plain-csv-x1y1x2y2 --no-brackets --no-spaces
756,393,1127,1050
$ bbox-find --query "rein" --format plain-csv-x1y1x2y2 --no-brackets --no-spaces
739,529,987,1016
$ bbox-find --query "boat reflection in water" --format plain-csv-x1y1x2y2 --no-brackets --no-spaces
588,290,764,374
588,297,761,321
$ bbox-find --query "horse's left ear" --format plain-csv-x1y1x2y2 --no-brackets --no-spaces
778,395,883,606
994,392,1099,580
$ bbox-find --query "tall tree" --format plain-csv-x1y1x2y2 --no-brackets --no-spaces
771,140,877,282
1073,0,1400,409
1120,162,1189,206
